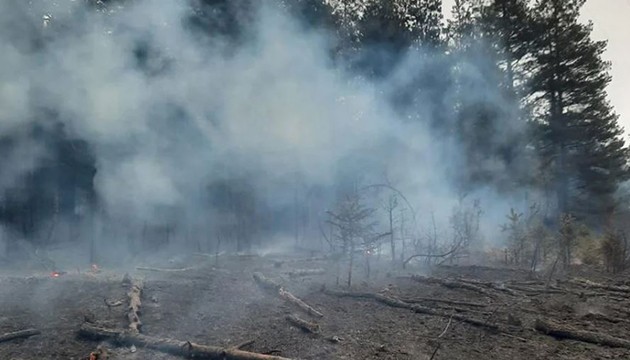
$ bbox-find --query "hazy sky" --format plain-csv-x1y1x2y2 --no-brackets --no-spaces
442,0,630,136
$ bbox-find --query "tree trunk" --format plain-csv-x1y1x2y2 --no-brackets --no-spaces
535,319,630,349
0,329,41,343
78,324,293,360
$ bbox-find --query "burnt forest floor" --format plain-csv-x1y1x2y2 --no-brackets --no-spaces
2,252,630,360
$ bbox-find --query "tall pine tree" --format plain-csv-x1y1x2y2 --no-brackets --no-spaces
529,0,629,224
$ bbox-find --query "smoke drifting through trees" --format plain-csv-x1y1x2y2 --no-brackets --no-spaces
0,0,627,268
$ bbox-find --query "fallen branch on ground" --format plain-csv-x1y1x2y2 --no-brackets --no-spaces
457,278,519,296
398,296,486,308
253,272,323,318
286,315,320,334
127,279,143,333
581,312,630,324
253,272,281,292
567,279,630,294
403,249,458,268
230,340,255,351
535,318,630,349
322,288,498,331
506,285,566,295
408,275,497,298
279,289,324,318
0,329,41,343
78,324,292,360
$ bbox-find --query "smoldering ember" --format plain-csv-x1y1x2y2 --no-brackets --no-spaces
2,0,630,359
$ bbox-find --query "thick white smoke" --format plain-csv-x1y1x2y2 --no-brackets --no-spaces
0,0,534,262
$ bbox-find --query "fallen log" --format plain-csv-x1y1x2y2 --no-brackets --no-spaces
403,249,458,268
285,314,320,334
287,269,326,278
0,328,41,343
253,272,281,292
506,285,566,295
581,312,630,324
409,275,496,298
279,289,324,318
230,340,255,351
127,279,143,333
323,288,498,331
78,324,292,360
457,278,519,296
567,279,630,294
253,273,323,318
398,296,487,308
535,319,630,349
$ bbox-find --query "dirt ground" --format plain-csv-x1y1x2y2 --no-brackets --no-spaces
1,253,630,360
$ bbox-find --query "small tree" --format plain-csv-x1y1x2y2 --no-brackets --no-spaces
558,213,577,268
327,191,376,287
501,203,542,267
381,194,398,264
447,198,483,264
601,230,628,273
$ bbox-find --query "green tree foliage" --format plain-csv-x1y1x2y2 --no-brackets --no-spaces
529,0,629,221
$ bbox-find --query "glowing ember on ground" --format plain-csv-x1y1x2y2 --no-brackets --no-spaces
50,271,67,278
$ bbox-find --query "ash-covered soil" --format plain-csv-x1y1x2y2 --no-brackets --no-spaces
1,254,630,359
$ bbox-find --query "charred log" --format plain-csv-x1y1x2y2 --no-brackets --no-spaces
253,272,323,318
78,324,292,360
408,275,497,298
127,279,143,333
0,329,41,343
285,315,320,334
535,319,630,349
322,288,498,331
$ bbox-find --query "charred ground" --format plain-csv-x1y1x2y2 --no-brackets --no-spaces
2,254,630,360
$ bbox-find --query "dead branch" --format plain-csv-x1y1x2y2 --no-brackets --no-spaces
78,324,292,360
279,288,324,318
397,296,487,308
436,264,527,273
403,248,458,267
438,314,454,338
506,285,566,295
287,269,326,278
0,329,41,343
253,272,282,292
322,288,498,331
285,315,320,334
581,312,630,324
230,340,255,350
253,273,323,318
457,278,519,296
535,319,630,349
408,275,497,298
127,279,143,333
567,279,630,294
